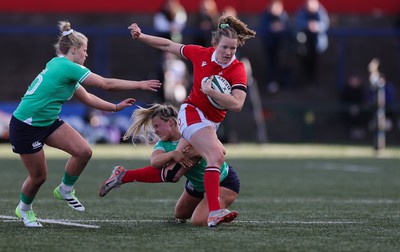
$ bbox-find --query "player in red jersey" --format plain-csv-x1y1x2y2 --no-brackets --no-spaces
128,15,255,228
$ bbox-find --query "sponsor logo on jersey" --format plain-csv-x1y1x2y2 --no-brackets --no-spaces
201,61,207,67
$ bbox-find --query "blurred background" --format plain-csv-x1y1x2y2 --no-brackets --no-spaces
1,0,400,147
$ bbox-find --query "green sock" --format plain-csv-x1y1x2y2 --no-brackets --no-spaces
62,171,79,186
20,192,34,205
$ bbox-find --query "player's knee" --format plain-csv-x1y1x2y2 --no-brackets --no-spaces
175,203,192,220
205,150,225,167
77,146,92,161
174,209,190,220
31,173,47,187
217,145,226,158
213,152,225,167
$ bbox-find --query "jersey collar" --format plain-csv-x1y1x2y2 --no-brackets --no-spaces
211,50,236,69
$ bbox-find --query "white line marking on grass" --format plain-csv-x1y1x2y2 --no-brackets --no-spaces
305,162,381,173
0,215,20,221
0,215,360,226
38,219,100,228
0,198,179,203
0,215,100,228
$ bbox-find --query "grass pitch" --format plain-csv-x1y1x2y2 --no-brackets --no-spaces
0,144,399,252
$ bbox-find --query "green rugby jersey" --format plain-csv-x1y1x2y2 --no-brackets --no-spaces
13,56,91,126
154,139,229,192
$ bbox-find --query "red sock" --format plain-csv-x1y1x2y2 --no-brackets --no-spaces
204,167,221,212
121,166,163,183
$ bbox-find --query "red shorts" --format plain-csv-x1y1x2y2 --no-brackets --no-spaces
178,103,220,140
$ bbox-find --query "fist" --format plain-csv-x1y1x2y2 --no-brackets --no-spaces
128,23,141,39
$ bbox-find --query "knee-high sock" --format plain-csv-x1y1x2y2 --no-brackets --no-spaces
122,165,163,183
204,167,221,212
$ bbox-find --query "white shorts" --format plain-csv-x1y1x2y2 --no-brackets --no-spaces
178,103,220,141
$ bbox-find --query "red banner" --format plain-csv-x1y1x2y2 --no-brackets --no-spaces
1,0,399,14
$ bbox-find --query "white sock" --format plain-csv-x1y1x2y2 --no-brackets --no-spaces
19,201,32,212
60,182,74,194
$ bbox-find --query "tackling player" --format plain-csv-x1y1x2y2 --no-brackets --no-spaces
99,104,240,226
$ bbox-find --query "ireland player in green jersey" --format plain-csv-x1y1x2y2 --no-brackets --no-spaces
99,104,240,226
9,21,161,228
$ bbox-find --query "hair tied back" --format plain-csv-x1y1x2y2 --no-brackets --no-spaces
62,29,74,37
219,23,229,29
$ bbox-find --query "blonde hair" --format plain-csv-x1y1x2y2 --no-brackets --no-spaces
54,21,88,55
123,104,178,144
211,15,256,47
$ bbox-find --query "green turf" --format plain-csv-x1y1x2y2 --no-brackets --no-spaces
1,145,400,251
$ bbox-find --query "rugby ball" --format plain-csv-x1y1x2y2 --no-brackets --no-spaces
202,75,232,110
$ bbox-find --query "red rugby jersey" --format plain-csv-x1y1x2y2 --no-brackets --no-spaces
181,45,247,123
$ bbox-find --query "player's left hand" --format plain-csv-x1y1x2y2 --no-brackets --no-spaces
115,98,136,111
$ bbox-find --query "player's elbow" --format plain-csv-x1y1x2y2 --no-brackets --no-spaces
150,161,162,169
101,79,117,91
102,85,113,91
230,103,244,112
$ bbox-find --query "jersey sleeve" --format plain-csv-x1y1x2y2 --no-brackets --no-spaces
64,61,91,85
181,45,204,61
153,141,167,152
230,63,248,91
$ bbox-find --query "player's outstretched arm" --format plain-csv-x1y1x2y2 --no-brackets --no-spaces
128,23,183,57
74,86,135,112
83,72,161,92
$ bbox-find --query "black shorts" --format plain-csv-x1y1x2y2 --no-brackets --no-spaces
185,166,240,199
9,115,65,154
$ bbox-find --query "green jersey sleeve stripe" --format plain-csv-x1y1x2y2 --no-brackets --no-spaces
78,71,91,83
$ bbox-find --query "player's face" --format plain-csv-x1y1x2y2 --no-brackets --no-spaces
152,116,174,141
214,36,238,65
74,41,88,65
